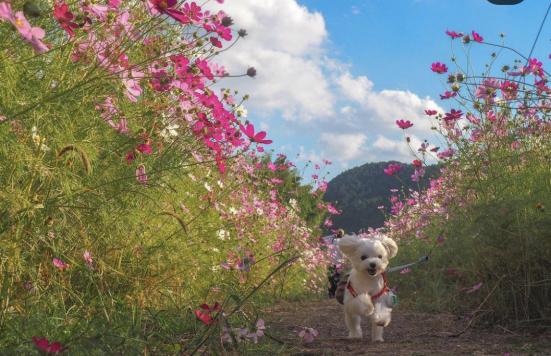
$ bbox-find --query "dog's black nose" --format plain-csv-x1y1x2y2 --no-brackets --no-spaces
369,262,376,268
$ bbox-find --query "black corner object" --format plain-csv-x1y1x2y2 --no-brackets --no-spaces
487,0,524,5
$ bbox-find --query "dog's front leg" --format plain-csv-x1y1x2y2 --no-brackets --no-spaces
344,309,362,338
371,320,384,342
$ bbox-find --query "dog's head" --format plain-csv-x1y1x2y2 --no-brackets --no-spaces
338,234,398,276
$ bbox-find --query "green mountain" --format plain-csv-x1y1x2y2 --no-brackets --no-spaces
323,161,439,233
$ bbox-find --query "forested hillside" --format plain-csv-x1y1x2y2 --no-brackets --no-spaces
324,162,439,232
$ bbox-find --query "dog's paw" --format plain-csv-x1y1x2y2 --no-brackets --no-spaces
348,331,362,339
372,337,384,343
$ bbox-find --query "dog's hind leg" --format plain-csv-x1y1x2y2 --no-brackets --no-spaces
344,311,362,338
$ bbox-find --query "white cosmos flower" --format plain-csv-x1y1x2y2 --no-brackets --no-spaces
217,229,230,241
235,105,247,118
31,126,50,152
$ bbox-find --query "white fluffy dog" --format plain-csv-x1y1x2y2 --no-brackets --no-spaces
338,234,398,341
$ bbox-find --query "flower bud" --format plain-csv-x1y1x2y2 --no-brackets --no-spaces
221,16,234,27
246,67,257,77
238,29,248,37
23,1,42,17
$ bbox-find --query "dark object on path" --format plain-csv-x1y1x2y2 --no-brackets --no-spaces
335,273,349,305
326,229,345,298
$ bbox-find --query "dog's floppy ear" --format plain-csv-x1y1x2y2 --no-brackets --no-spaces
338,235,361,256
381,236,398,259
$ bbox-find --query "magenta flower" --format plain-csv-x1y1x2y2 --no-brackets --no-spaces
148,0,190,24
396,119,414,129
52,258,69,271
444,109,463,123
501,80,518,100
210,36,222,48
445,30,463,39
32,337,66,354
239,123,272,144
471,31,483,43
439,91,457,100
53,2,78,37
431,62,448,74
137,143,153,155
424,109,437,116
384,163,401,176
527,58,544,77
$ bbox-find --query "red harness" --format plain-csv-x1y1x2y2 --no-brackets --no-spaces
346,273,389,302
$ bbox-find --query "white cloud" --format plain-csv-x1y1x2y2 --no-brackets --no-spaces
205,1,445,169
211,0,335,121
336,72,373,103
319,132,367,161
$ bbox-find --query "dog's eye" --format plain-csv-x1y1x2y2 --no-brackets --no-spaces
360,255,367,261
378,255,382,259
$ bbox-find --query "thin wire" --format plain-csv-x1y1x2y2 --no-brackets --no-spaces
526,1,551,62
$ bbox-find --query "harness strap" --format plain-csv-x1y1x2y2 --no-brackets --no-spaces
346,280,358,298
346,272,389,302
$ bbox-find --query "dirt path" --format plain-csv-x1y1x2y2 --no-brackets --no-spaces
264,299,550,356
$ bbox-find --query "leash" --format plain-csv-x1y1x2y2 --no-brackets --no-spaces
386,235,439,273
386,255,429,273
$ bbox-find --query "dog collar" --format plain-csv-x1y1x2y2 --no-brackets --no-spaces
346,272,389,302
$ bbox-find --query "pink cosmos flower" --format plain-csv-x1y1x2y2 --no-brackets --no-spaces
424,109,437,116
431,62,448,74
400,267,412,274
510,140,521,150
32,337,66,354
445,30,463,39
412,159,423,168
411,168,425,182
53,2,78,37
326,203,341,215
247,319,266,343
384,163,401,176
52,258,69,271
439,91,457,100
83,250,93,267
396,119,414,129
465,282,483,294
298,327,318,343
466,113,480,125
527,58,544,77
475,78,500,102
500,80,518,100
239,123,272,144
0,4,49,53
135,164,148,185
437,148,455,159
471,31,483,43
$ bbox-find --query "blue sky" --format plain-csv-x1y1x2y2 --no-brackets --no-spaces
213,0,551,179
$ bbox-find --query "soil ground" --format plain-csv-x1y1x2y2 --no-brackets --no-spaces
263,299,550,356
